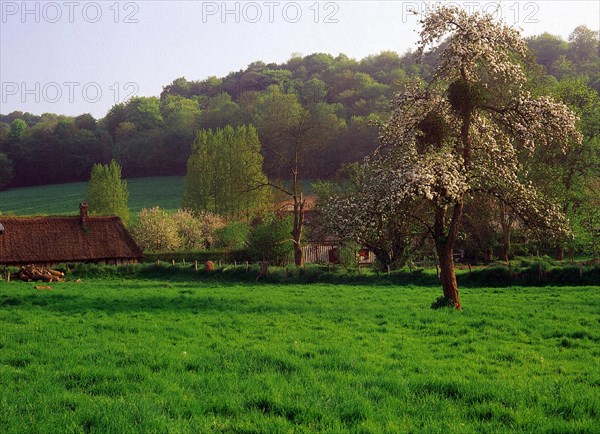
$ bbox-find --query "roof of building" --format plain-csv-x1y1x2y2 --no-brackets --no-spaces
0,214,143,264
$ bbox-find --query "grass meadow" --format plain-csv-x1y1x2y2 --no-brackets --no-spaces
1,277,599,432
0,176,184,219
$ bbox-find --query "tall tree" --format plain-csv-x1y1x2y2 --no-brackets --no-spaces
334,7,580,309
8,119,27,141
86,160,130,226
528,77,600,258
254,86,322,267
183,125,271,220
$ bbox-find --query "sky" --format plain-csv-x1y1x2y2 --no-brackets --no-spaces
1,0,599,118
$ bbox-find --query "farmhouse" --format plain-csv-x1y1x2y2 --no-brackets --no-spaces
0,203,143,267
277,196,375,264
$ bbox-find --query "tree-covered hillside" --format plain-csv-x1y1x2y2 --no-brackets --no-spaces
0,26,598,189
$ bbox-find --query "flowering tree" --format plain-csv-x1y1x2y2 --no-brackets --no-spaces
316,166,429,270
327,7,581,309
132,207,225,252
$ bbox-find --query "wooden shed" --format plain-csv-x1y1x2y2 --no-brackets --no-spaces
0,203,143,267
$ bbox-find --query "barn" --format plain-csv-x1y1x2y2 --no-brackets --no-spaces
0,203,143,267
277,195,375,264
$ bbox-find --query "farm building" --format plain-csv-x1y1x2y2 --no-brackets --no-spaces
277,195,375,264
0,203,143,267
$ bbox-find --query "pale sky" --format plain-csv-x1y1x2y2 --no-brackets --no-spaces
1,1,599,118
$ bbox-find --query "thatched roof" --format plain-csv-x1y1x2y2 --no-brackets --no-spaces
0,212,143,265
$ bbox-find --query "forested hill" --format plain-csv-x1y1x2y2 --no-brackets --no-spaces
1,25,598,189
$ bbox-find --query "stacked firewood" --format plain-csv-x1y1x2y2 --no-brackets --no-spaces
17,265,65,282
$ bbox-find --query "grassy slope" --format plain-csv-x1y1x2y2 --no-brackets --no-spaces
0,176,184,218
1,279,598,433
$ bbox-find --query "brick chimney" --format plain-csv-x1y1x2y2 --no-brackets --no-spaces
80,202,89,230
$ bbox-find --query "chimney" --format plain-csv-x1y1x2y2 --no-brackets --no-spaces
80,202,89,230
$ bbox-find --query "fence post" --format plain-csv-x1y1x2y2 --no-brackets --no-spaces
183,259,185,266
7,271,10,282
172,260,175,266
246,261,249,272
194,260,198,271
156,260,160,267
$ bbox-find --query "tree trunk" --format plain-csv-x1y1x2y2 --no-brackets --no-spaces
501,226,511,263
555,244,564,261
436,243,462,310
499,201,513,263
483,248,493,262
292,193,305,267
293,243,303,267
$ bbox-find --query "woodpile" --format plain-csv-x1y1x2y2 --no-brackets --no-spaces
17,265,64,282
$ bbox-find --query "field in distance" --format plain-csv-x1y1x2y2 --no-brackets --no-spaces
0,176,184,218
1,279,598,432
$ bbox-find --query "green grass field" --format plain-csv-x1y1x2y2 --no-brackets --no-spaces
1,277,598,432
0,177,184,218
0,177,319,220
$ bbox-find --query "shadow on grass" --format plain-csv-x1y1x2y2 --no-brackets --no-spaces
64,262,600,288
3,288,336,317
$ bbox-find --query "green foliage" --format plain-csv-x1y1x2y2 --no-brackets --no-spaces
8,118,26,140
430,296,457,309
247,216,294,265
338,243,360,268
142,249,251,264
183,125,271,220
3,33,596,188
215,221,250,251
0,152,14,190
85,160,129,226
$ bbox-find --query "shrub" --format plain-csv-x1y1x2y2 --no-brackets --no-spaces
215,221,250,250
131,207,180,252
247,216,293,265
431,296,457,309
173,209,225,250
142,249,251,264
339,243,360,268
131,207,225,253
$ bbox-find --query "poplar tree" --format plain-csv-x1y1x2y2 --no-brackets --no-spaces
86,159,130,226
183,125,271,220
